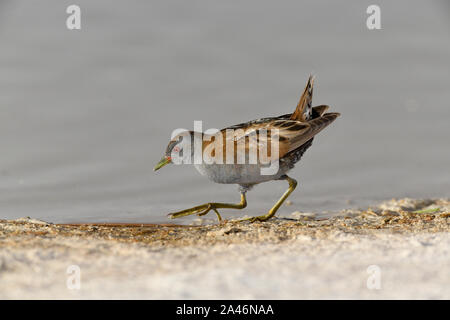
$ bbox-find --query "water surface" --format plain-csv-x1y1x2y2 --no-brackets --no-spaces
0,1,449,223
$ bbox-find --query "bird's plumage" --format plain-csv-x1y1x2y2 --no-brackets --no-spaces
155,76,340,222
201,107,339,167
291,75,314,121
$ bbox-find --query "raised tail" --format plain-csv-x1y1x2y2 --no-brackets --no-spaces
290,75,314,122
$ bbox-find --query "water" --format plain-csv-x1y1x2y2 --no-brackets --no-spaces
0,0,449,224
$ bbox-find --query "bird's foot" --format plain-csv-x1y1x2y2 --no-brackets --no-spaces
239,213,274,223
197,206,223,222
168,194,246,224
168,203,222,222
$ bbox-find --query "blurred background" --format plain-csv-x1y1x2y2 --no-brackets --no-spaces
0,0,449,223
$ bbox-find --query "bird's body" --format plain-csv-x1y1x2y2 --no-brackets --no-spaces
154,76,340,222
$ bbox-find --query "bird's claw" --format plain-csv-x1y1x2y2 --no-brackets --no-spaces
168,203,222,223
168,205,208,219
196,205,212,217
239,214,271,223
196,206,223,222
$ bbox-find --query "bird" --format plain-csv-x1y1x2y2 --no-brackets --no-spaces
154,76,340,222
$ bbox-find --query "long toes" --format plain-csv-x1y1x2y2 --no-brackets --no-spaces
254,215,272,222
239,216,257,223
240,215,271,223
168,205,209,219
211,208,223,223
197,206,212,217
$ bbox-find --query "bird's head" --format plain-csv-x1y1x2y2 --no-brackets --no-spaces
153,131,194,171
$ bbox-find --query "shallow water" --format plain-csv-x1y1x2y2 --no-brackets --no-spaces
0,1,449,224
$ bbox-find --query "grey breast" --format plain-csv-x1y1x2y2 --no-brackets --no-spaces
194,163,286,184
193,137,314,185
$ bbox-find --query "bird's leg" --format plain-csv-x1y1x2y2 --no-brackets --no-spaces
168,192,247,222
242,175,297,222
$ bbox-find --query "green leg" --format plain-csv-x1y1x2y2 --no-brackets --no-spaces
168,193,247,222
242,175,297,222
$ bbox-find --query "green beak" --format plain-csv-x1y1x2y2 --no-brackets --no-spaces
154,157,171,171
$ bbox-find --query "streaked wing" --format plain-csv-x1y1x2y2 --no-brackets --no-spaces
312,105,329,117
220,112,340,163
291,75,314,121
284,112,340,152
218,122,291,163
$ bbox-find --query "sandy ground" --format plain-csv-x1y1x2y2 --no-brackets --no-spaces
0,198,449,299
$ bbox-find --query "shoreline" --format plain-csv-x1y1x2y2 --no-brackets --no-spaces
0,198,448,299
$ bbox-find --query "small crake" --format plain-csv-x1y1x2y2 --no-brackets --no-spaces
154,76,340,222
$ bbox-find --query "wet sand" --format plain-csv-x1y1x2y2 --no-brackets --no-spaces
0,198,449,299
